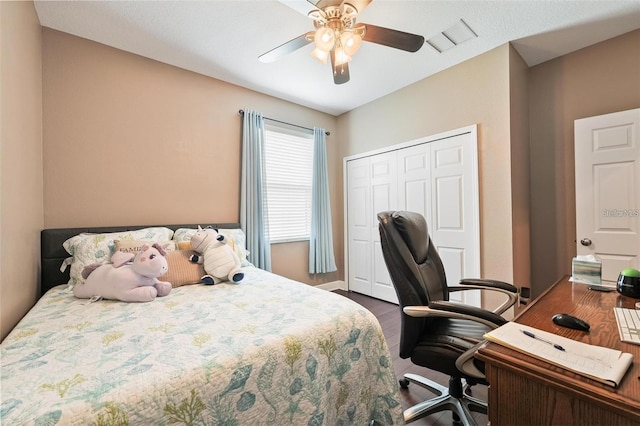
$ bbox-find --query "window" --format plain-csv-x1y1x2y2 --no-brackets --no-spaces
264,125,314,243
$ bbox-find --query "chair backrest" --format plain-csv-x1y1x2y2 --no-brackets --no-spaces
377,211,449,357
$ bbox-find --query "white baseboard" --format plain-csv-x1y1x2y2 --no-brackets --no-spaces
317,280,347,292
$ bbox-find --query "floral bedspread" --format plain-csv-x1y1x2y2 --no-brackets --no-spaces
1,267,403,425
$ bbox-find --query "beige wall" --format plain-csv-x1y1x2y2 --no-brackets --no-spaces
0,1,44,341
42,29,341,286
337,44,516,302
529,29,640,297
509,45,531,297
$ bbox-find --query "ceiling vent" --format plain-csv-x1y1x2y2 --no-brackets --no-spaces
426,19,477,53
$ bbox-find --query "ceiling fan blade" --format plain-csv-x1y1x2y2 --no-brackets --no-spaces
330,50,350,84
362,23,424,52
259,32,314,63
306,0,340,8
306,0,372,13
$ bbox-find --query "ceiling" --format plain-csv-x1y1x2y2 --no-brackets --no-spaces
34,0,640,116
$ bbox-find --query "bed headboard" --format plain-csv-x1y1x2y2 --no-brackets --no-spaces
41,223,241,297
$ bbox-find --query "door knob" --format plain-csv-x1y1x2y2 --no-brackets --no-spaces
580,238,592,247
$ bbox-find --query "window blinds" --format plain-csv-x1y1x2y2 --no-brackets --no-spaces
264,126,313,242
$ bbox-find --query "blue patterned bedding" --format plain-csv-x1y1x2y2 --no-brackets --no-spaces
1,266,403,425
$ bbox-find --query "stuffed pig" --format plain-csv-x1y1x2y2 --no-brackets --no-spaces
189,226,244,285
74,243,172,302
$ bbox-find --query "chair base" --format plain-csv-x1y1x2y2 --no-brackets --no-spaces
400,373,487,426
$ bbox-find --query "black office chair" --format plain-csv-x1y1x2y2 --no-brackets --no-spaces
377,211,518,425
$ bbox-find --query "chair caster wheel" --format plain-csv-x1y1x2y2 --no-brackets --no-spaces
399,378,410,389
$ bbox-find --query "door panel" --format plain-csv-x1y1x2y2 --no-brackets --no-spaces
439,247,465,303
594,162,636,234
370,152,398,302
347,157,371,294
373,240,397,302
435,176,463,230
598,254,637,282
575,108,640,282
430,134,480,306
397,144,430,219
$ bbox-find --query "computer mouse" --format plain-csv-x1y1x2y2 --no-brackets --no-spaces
552,313,590,331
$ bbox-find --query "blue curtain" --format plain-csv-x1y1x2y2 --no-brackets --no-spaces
309,127,337,274
241,109,271,271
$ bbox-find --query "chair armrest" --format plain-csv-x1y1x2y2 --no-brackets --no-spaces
450,278,519,315
459,278,517,293
403,301,508,329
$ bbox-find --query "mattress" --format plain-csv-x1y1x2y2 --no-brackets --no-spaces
1,266,404,425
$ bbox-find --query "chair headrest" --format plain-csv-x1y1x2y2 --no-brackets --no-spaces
391,211,429,264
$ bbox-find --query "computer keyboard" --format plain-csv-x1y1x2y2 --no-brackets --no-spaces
614,307,640,345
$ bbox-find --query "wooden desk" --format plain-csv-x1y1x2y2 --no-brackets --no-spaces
476,276,640,425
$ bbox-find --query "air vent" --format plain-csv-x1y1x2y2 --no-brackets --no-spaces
426,19,477,53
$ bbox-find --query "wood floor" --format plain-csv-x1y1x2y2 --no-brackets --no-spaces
334,290,488,426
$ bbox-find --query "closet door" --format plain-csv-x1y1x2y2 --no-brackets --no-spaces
396,135,480,306
346,157,372,295
430,134,480,306
346,152,398,300
370,152,398,302
397,143,431,220
345,125,479,306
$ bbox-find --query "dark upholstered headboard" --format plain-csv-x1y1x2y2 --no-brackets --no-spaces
41,223,241,297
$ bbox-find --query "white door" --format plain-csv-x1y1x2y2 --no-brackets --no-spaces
347,157,371,295
370,152,398,302
347,153,398,300
575,108,640,282
429,134,481,306
345,125,480,306
397,143,430,219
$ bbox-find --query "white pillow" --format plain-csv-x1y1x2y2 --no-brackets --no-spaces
114,239,176,254
63,227,175,285
173,228,252,267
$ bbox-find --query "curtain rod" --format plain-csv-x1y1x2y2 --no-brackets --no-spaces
238,109,330,136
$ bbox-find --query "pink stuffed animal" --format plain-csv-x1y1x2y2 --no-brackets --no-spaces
74,243,172,302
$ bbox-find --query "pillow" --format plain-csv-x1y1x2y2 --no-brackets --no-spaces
63,227,174,285
114,239,176,254
158,250,205,287
173,228,252,267
176,241,192,251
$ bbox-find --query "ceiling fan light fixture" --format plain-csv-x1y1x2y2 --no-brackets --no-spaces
333,47,352,66
311,47,330,64
339,3,359,20
308,9,326,25
340,31,362,56
314,27,336,51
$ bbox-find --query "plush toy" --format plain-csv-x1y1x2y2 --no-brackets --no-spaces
73,243,172,302
189,226,244,285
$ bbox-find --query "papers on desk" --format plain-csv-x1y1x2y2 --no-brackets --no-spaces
484,322,633,387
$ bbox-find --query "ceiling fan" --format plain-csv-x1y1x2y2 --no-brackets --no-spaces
258,0,425,84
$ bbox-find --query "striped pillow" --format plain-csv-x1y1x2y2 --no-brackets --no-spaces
159,250,204,287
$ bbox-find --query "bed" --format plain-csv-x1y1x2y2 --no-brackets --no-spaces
1,223,404,425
